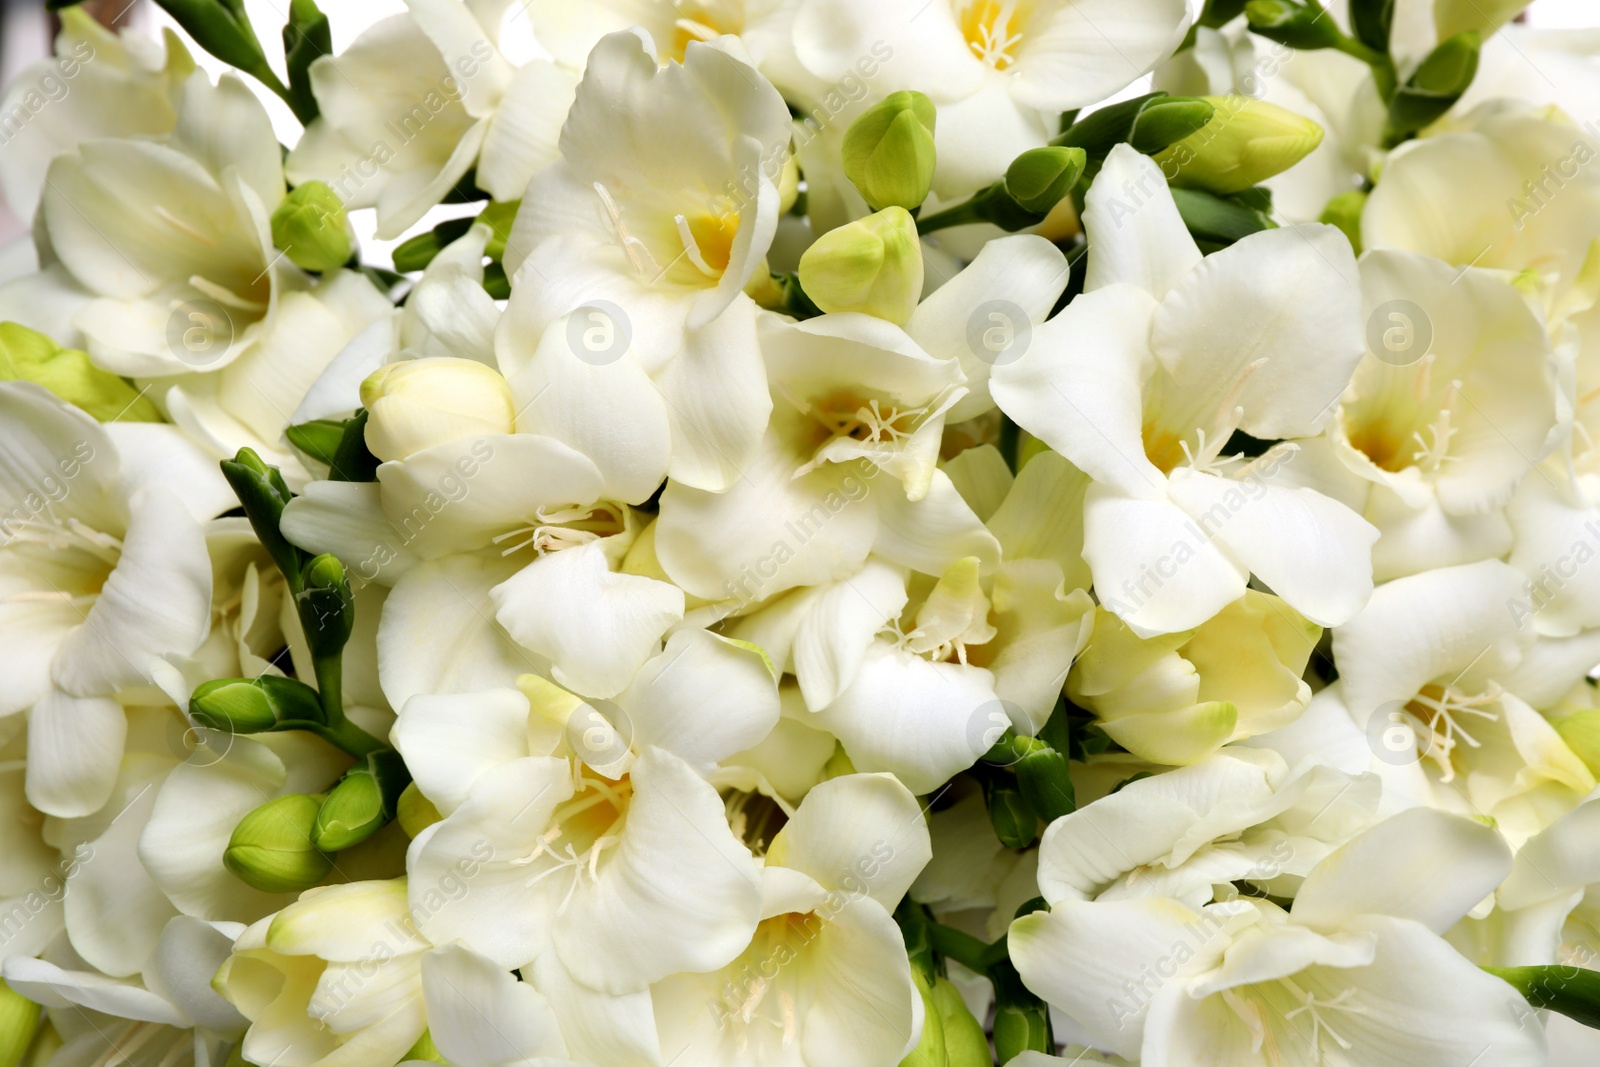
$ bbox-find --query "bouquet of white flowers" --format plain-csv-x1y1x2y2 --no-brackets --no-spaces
3,0,1600,1063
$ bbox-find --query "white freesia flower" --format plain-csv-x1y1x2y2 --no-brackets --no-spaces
0,383,225,817
1032,746,1378,909
791,0,1192,197
0,8,192,222
648,772,932,1066
288,0,578,238
497,29,792,494
1331,559,1595,847
1068,591,1323,766
1011,808,1544,1065
991,144,1378,636
215,878,431,1067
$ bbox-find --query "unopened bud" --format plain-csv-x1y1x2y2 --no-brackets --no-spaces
190,675,327,733
0,980,41,1067
842,91,937,211
931,976,989,1067
1012,738,1076,823
298,553,354,666
1004,146,1087,213
1245,0,1345,49
982,776,1037,849
798,207,923,324
360,357,516,462
271,182,353,273
1386,30,1480,141
314,751,408,851
899,968,948,1067
1157,97,1325,194
225,794,333,893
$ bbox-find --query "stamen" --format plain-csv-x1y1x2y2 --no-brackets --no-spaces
593,181,660,276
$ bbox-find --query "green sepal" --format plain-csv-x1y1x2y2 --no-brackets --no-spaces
286,410,379,482
1013,739,1076,823
1349,0,1394,53
1170,186,1277,249
1384,30,1480,144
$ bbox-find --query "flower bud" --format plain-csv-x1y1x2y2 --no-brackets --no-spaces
798,207,924,324
1156,98,1325,194
313,751,408,852
360,357,516,462
270,181,353,273
841,91,937,211
1012,738,1076,823
190,675,327,733
991,959,1051,1060
1004,146,1087,214
898,968,948,1067
1385,30,1480,141
298,553,354,664
225,794,333,893
1245,0,1345,49
931,976,989,1067
1319,188,1367,254
0,323,160,423
981,775,1037,849
0,980,41,1067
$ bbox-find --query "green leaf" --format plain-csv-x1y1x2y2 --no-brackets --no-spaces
154,0,280,91
281,0,331,125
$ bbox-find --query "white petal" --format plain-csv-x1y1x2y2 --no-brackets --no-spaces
491,540,684,700
1292,808,1512,934
1166,466,1378,627
621,629,779,766
477,61,576,202
393,689,534,817
1011,0,1189,109
421,943,566,1066
53,487,212,697
814,642,996,795
1,956,187,1027
1151,224,1360,440
793,559,909,711
768,772,932,908
556,746,762,993
26,689,125,818
654,297,772,493
873,468,1002,577
1082,483,1247,636
379,551,535,708
989,284,1165,499
143,915,249,1034
1082,144,1200,298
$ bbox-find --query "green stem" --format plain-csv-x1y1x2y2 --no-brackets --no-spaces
927,923,997,973
313,655,343,726
310,717,386,759
915,198,988,234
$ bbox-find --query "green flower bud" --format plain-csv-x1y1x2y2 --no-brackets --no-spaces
981,775,1037,849
1156,97,1324,194
930,977,989,1067
1244,0,1345,49
1349,0,1394,52
1319,188,1368,254
1555,709,1600,777
991,959,1051,1061
271,182,353,273
798,208,924,324
190,675,328,733
1385,30,1480,142
314,751,409,851
1004,146,1087,214
225,794,333,893
1127,98,1219,156
221,448,302,589
0,980,41,1067
898,968,948,1067
298,553,354,664
1012,738,1076,823
842,91,937,211
1053,93,1214,159
0,323,161,422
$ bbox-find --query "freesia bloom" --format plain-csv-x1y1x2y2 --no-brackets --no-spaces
991,144,1378,636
